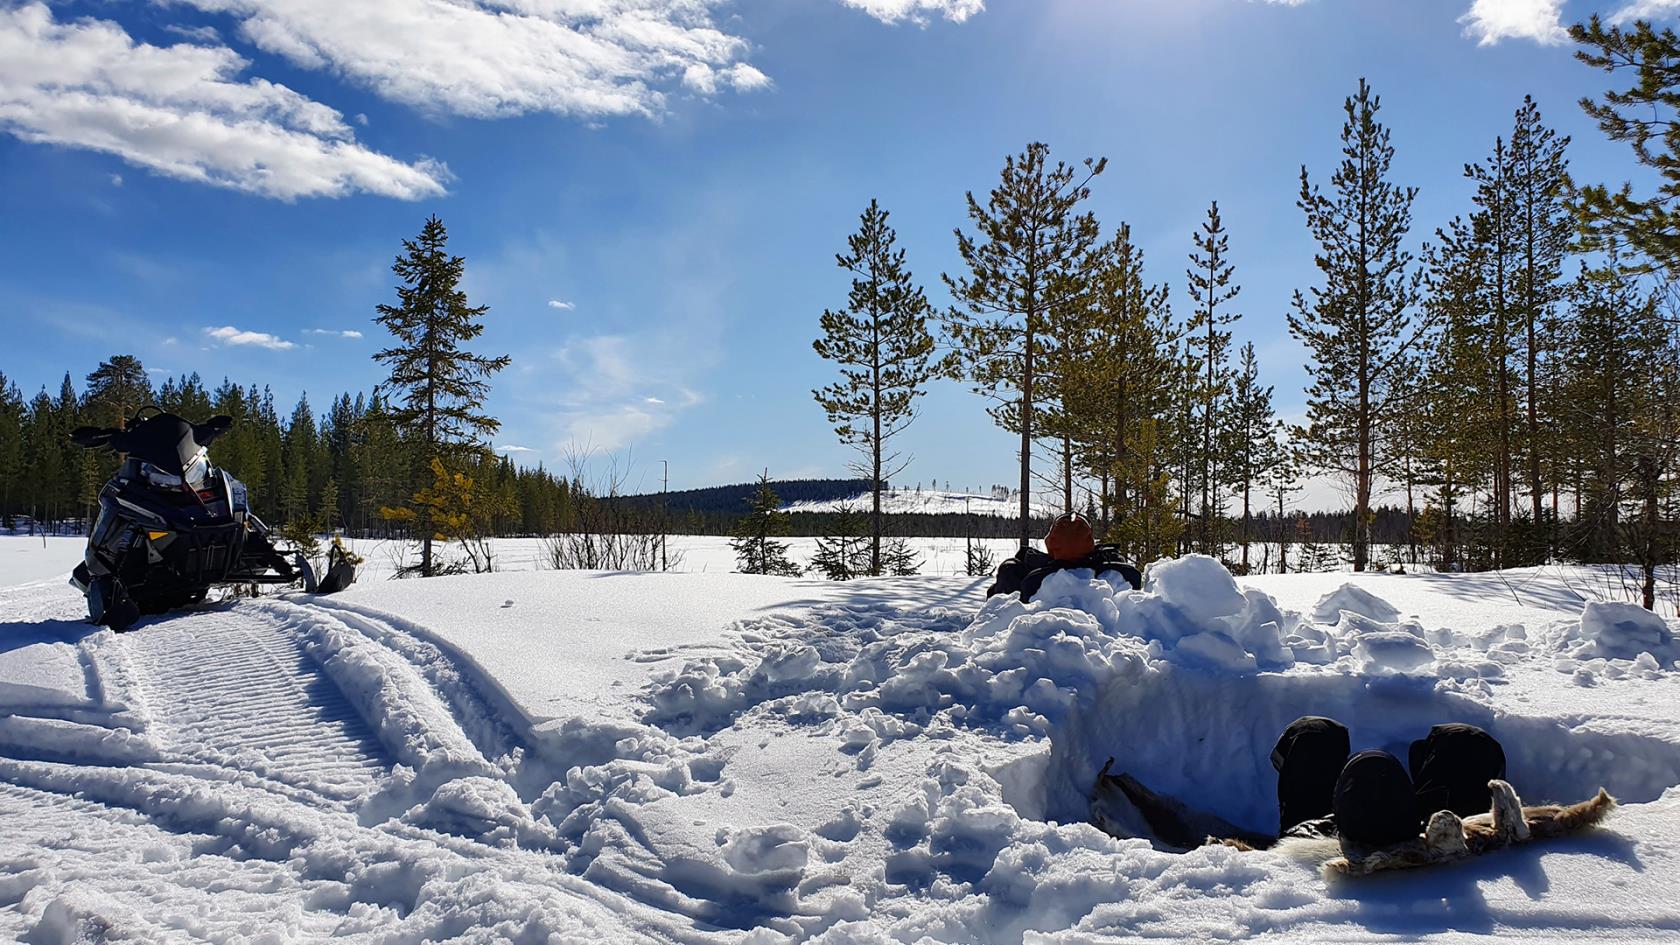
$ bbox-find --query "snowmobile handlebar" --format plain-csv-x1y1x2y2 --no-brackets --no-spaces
69,413,235,452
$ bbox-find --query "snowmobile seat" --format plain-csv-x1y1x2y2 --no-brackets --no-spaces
1272,715,1351,834
1409,723,1507,818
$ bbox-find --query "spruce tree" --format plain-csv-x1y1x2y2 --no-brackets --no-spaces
810,504,869,581
731,471,802,576
813,200,942,576
1186,201,1240,555
374,215,510,576
0,375,22,527
1289,79,1422,572
944,142,1106,547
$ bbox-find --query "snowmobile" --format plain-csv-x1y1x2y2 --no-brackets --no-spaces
67,408,357,631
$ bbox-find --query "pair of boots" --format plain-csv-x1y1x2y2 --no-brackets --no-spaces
1272,716,1508,847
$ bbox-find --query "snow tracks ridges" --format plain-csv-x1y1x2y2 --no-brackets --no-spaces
0,593,715,943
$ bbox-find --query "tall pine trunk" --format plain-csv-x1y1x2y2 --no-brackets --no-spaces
1020,305,1035,548
871,315,883,576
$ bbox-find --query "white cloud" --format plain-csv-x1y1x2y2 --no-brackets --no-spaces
1612,0,1680,23
0,4,449,200
109,173,123,186
204,324,296,349
496,444,537,454
546,334,704,451
304,327,364,338
165,0,777,120
1458,0,1568,45
839,0,983,23
547,299,576,311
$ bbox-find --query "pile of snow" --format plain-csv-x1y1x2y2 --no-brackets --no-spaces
1577,600,1680,665
1119,555,1296,672
1310,582,1403,624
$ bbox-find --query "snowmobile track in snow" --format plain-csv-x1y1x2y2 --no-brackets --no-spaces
128,607,392,809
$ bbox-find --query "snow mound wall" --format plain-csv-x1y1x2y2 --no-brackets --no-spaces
646,554,1680,847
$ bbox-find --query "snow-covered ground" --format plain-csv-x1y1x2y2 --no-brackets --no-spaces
3,535,1680,943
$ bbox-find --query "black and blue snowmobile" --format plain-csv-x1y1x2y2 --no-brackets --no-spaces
67,408,356,631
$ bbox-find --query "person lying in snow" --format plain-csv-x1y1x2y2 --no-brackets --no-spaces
987,513,1142,602
1272,717,1511,846
1092,716,1614,874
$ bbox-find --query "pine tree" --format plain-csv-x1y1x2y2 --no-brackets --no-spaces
1562,257,1666,563
944,142,1106,547
374,215,510,577
813,200,943,576
1186,201,1240,555
1065,226,1175,551
731,471,802,576
1571,17,1680,279
1289,79,1422,572
1266,450,1302,574
1418,217,1495,572
1508,97,1571,552
1466,132,1519,559
1220,342,1278,573
83,355,152,430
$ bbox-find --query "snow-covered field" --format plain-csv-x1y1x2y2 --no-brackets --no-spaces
3,535,1680,943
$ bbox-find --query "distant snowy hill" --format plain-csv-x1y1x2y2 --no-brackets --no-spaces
783,487,1061,518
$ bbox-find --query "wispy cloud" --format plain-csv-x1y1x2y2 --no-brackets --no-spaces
165,0,775,121
839,0,984,24
204,324,296,350
547,299,576,311
304,328,364,338
545,334,705,451
1458,0,1568,45
0,4,448,200
1612,0,1680,23
496,444,536,454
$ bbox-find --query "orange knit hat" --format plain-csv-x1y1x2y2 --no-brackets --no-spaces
1045,512,1095,562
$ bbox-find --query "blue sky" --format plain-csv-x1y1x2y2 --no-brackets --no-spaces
0,0,1669,501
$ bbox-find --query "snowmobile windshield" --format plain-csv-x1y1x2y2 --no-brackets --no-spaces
140,462,185,490
114,413,206,478
183,448,210,490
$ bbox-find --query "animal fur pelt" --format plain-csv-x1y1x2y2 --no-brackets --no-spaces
1090,758,1274,851
1323,780,1617,877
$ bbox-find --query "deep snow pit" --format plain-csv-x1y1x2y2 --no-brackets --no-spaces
1043,661,1680,836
